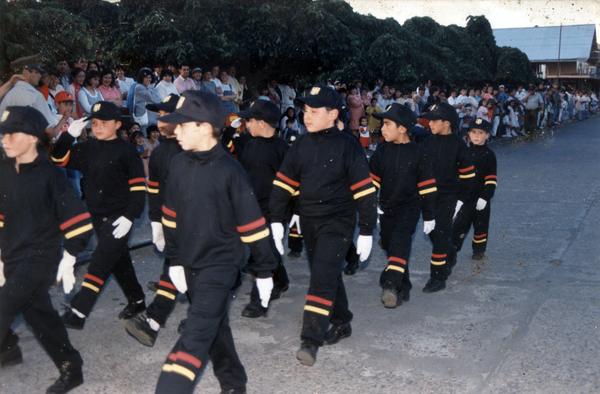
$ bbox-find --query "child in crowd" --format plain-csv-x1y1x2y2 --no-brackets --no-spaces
143,124,161,151
131,130,150,177
53,91,75,139
283,119,300,145
476,99,489,119
453,118,497,260
459,106,474,143
358,116,370,150
365,98,382,150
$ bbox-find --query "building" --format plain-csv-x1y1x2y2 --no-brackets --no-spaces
493,24,599,91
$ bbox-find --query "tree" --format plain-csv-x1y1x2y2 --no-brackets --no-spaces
495,46,537,85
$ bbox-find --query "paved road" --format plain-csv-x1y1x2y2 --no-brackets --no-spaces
2,116,600,393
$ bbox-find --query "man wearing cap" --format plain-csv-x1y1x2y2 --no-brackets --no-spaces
497,85,507,104
421,103,474,293
269,83,377,366
52,101,147,328
0,64,56,139
173,63,196,94
125,94,186,347
369,103,437,308
191,67,203,91
152,90,276,393
0,106,93,393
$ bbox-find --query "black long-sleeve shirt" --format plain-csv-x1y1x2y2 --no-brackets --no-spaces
161,144,278,277
470,143,497,202
423,133,475,201
147,138,183,222
369,141,437,221
269,127,377,235
52,133,146,221
0,155,93,266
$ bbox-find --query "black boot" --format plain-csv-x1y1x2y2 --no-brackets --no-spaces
296,341,319,366
125,314,158,347
323,322,352,345
344,260,359,276
422,278,446,293
61,311,86,330
241,298,267,318
46,370,84,393
381,281,399,308
472,250,485,260
118,300,146,320
0,345,22,368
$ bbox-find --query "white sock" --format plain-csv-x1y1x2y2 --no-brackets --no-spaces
72,308,86,318
147,318,160,331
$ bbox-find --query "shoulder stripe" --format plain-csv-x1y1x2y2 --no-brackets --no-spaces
60,212,91,230
350,178,373,191
459,165,475,173
276,172,300,187
418,179,436,188
237,217,266,233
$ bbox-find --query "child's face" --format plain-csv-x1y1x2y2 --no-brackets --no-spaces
465,109,471,116
175,121,214,151
92,119,120,141
429,119,451,135
149,130,159,141
360,118,367,126
303,105,337,132
1,132,38,159
57,101,73,115
135,134,145,145
468,129,489,145
286,121,293,129
120,129,129,139
370,100,378,107
130,124,141,133
157,110,177,136
381,119,407,143
461,89,467,96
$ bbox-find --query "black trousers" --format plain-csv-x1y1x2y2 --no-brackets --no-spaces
146,258,179,326
524,109,540,139
428,194,458,281
300,215,354,346
71,213,145,316
453,199,491,253
0,262,82,373
379,206,421,291
155,264,247,394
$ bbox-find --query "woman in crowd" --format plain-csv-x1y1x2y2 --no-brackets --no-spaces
97,69,122,108
67,67,85,119
219,70,237,113
280,107,300,134
155,69,178,101
348,84,365,137
134,68,160,133
78,70,104,118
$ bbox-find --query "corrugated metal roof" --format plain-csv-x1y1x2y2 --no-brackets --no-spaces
493,24,596,62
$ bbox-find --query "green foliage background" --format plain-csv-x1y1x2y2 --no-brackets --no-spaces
0,0,538,88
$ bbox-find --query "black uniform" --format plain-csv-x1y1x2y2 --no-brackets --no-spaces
0,155,92,375
423,133,474,280
453,142,497,253
145,137,183,326
269,127,377,346
156,144,277,394
52,133,146,317
370,141,437,291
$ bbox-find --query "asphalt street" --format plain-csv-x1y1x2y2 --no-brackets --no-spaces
2,115,600,393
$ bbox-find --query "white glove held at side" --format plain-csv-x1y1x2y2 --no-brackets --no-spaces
56,250,77,294
288,214,301,234
453,200,464,220
169,266,187,294
67,118,87,138
271,222,285,255
423,220,436,234
0,253,5,287
112,216,133,239
230,118,242,129
256,277,274,308
476,198,487,211
355,235,373,262
151,222,165,252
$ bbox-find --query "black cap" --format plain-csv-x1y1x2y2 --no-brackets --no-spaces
468,118,492,133
373,103,417,130
237,100,281,126
146,93,180,113
158,90,228,129
420,102,458,124
0,106,48,139
296,83,345,112
85,101,121,121
25,65,45,73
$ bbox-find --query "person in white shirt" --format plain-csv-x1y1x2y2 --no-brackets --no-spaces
115,65,134,111
456,88,469,119
155,69,178,101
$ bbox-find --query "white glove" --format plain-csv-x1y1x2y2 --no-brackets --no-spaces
230,118,242,129
112,216,133,239
423,220,436,234
151,222,165,252
453,200,464,220
271,222,285,255
256,277,274,308
67,118,87,138
355,235,373,262
56,250,77,294
377,206,384,215
476,198,487,211
0,253,5,287
169,266,187,294
288,214,301,234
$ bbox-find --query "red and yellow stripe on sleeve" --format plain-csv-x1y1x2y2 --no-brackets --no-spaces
147,180,159,194
273,172,299,195
370,173,381,189
162,205,177,229
418,178,437,195
237,217,270,243
59,212,93,239
129,177,146,192
0,213,4,228
351,177,376,200
459,165,475,179
51,151,70,167
484,175,497,186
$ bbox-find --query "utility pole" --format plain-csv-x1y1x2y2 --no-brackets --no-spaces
557,23,562,87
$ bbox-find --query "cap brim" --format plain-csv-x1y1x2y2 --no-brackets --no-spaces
157,112,196,124
236,109,255,119
84,114,120,122
146,102,173,113
419,112,442,120
296,96,328,109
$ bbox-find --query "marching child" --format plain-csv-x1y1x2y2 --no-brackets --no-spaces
421,103,474,293
52,101,147,328
369,103,437,308
453,118,497,260
0,106,93,393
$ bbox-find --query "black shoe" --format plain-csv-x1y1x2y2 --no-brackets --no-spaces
46,370,84,393
241,298,268,318
125,314,158,347
240,263,257,276
323,322,352,345
177,319,186,335
381,281,399,308
147,281,159,292
118,300,146,320
344,260,359,276
61,311,86,330
472,251,485,260
0,345,23,368
270,284,289,301
287,250,301,258
422,278,446,293
220,389,247,394
296,342,318,366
